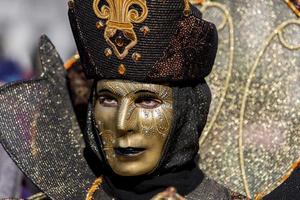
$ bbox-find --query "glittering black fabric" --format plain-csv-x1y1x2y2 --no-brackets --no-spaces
0,36,95,200
101,162,205,200
159,80,211,172
94,175,230,200
69,1,218,83
146,16,218,82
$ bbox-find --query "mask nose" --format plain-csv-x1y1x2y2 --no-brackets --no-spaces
117,98,135,133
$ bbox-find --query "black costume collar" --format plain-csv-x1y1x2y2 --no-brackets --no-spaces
102,162,204,200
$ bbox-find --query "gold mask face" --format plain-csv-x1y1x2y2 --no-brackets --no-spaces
94,80,173,176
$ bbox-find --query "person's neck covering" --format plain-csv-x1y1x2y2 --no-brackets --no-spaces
102,161,204,200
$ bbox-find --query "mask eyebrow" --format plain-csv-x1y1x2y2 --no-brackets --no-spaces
134,90,157,95
96,88,122,97
96,81,165,96
97,89,112,94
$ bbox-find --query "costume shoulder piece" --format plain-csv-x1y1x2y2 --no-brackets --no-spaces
0,36,96,199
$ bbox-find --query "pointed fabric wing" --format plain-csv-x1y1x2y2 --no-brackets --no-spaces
0,36,95,200
197,0,300,199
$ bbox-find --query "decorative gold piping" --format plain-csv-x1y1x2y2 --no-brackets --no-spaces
198,1,234,149
86,177,103,200
239,18,300,199
184,0,191,16
28,192,48,200
93,0,148,60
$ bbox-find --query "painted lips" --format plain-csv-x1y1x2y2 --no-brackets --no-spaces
114,147,146,156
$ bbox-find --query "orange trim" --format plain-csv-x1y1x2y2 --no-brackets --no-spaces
85,177,103,200
285,0,300,17
64,54,80,70
255,159,300,199
190,0,206,5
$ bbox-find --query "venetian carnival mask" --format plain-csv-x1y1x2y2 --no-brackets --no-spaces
94,80,173,176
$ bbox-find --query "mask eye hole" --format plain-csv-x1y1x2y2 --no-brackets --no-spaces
98,94,118,107
135,93,162,109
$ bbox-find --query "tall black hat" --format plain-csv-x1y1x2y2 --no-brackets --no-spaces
68,0,218,83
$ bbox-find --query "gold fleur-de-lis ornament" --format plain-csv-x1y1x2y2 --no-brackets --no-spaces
93,0,148,60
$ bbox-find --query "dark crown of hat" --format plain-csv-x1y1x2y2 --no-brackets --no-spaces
68,0,218,83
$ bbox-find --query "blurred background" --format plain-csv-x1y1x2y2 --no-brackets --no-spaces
0,0,76,198
0,0,75,76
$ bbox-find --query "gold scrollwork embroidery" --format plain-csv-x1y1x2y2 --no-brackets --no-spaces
197,1,234,147
93,0,148,60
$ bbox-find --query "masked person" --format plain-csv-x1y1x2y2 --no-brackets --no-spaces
0,0,247,199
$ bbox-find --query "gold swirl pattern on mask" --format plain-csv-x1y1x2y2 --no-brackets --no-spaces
93,0,148,60
154,107,171,137
193,0,300,199
138,106,172,138
97,121,116,160
99,80,173,138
